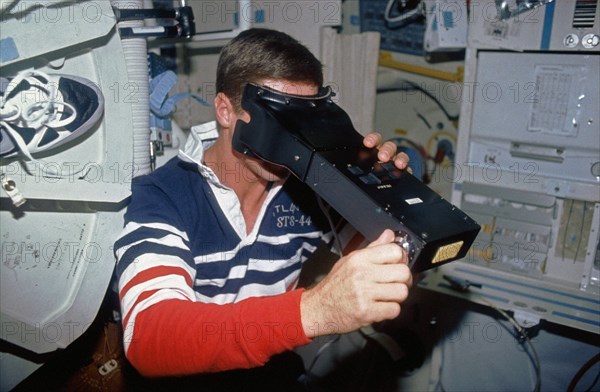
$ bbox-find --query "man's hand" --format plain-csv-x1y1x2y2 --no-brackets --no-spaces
300,229,413,338
362,132,410,171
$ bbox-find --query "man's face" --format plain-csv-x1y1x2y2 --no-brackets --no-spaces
234,79,319,183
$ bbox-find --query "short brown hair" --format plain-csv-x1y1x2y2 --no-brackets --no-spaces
216,28,323,112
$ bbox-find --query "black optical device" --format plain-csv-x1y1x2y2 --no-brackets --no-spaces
233,83,480,273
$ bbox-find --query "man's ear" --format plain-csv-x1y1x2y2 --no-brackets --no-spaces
214,92,235,128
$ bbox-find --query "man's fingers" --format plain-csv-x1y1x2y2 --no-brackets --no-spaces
361,243,408,267
363,134,412,172
394,152,410,170
363,132,382,148
366,229,396,248
370,263,412,284
370,283,411,303
369,301,402,322
377,140,397,162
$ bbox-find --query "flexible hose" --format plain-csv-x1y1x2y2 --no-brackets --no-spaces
111,0,151,177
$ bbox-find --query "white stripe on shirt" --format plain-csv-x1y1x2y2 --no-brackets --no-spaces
115,234,190,261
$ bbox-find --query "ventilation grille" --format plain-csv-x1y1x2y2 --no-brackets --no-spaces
573,0,598,28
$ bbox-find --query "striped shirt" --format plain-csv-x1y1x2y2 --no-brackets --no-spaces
113,122,334,376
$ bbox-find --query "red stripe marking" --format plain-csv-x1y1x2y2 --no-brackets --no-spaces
120,265,193,301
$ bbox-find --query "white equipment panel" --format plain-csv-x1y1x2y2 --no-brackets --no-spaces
1,1,134,355
421,41,600,332
469,0,600,52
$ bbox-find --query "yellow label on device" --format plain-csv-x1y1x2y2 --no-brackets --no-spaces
432,241,464,264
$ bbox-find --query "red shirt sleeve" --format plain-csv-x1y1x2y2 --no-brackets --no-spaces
125,289,311,377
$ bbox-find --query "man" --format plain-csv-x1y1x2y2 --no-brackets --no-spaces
114,28,413,384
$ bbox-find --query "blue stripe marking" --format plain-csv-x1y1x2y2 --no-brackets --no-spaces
0,38,19,63
455,267,600,305
431,280,599,328
540,2,555,50
114,226,191,253
480,282,598,315
195,238,318,279
437,276,600,327
437,283,510,303
117,242,195,276
552,311,600,327
196,264,300,297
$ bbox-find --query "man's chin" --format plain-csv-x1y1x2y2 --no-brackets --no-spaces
240,154,290,182
263,167,290,182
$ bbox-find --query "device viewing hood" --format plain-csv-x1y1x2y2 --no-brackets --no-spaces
233,83,480,273
232,83,363,178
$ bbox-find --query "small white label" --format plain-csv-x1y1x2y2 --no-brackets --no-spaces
405,197,423,205
131,27,166,34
